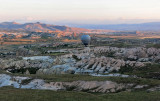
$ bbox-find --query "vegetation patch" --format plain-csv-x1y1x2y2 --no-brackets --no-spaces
8,68,39,74
119,64,160,79
72,55,81,61
21,79,33,85
0,86,159,101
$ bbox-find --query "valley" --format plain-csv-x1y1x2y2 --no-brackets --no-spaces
0,22,159,101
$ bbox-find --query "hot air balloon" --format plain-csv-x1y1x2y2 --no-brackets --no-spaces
81,35,91,47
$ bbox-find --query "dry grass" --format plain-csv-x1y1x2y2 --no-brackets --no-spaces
96,34,160,39
1,39,37,45
62,39,81,43
9,39,36,42
2,42,31,45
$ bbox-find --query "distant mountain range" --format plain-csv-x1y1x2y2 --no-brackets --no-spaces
1,22,160,32
0,22,90,32
70,22,160,31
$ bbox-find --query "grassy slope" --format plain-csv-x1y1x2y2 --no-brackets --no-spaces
0,87,104,101
119,64,160,79
101,91,160,101
0,87,159,101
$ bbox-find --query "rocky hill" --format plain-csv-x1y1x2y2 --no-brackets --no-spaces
0,22,90,32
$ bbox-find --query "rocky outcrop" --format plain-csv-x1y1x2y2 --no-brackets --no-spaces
62,81,133,93
0,59,52,70
1,46,159,75
37,64,76,75
147,86,160,92
16,48,36,56
77,46,160,63
36,47,148,74
0,56,54,70
75,57,145,73
0,74,134,93
2,74,158,93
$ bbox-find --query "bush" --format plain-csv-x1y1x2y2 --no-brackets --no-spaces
72,55,81,61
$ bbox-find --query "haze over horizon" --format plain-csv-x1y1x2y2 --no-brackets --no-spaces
1,0,160,25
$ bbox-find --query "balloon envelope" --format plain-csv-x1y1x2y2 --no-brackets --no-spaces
81,35,91,46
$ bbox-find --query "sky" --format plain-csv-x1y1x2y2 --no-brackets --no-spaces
0,0,160,24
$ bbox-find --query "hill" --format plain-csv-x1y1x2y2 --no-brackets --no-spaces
0,22,90,32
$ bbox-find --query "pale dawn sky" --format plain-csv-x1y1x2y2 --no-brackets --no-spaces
0,0,160,24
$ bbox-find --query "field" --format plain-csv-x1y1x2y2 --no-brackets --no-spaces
0,39,36,45
0,87,159,101
95,34,160,39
